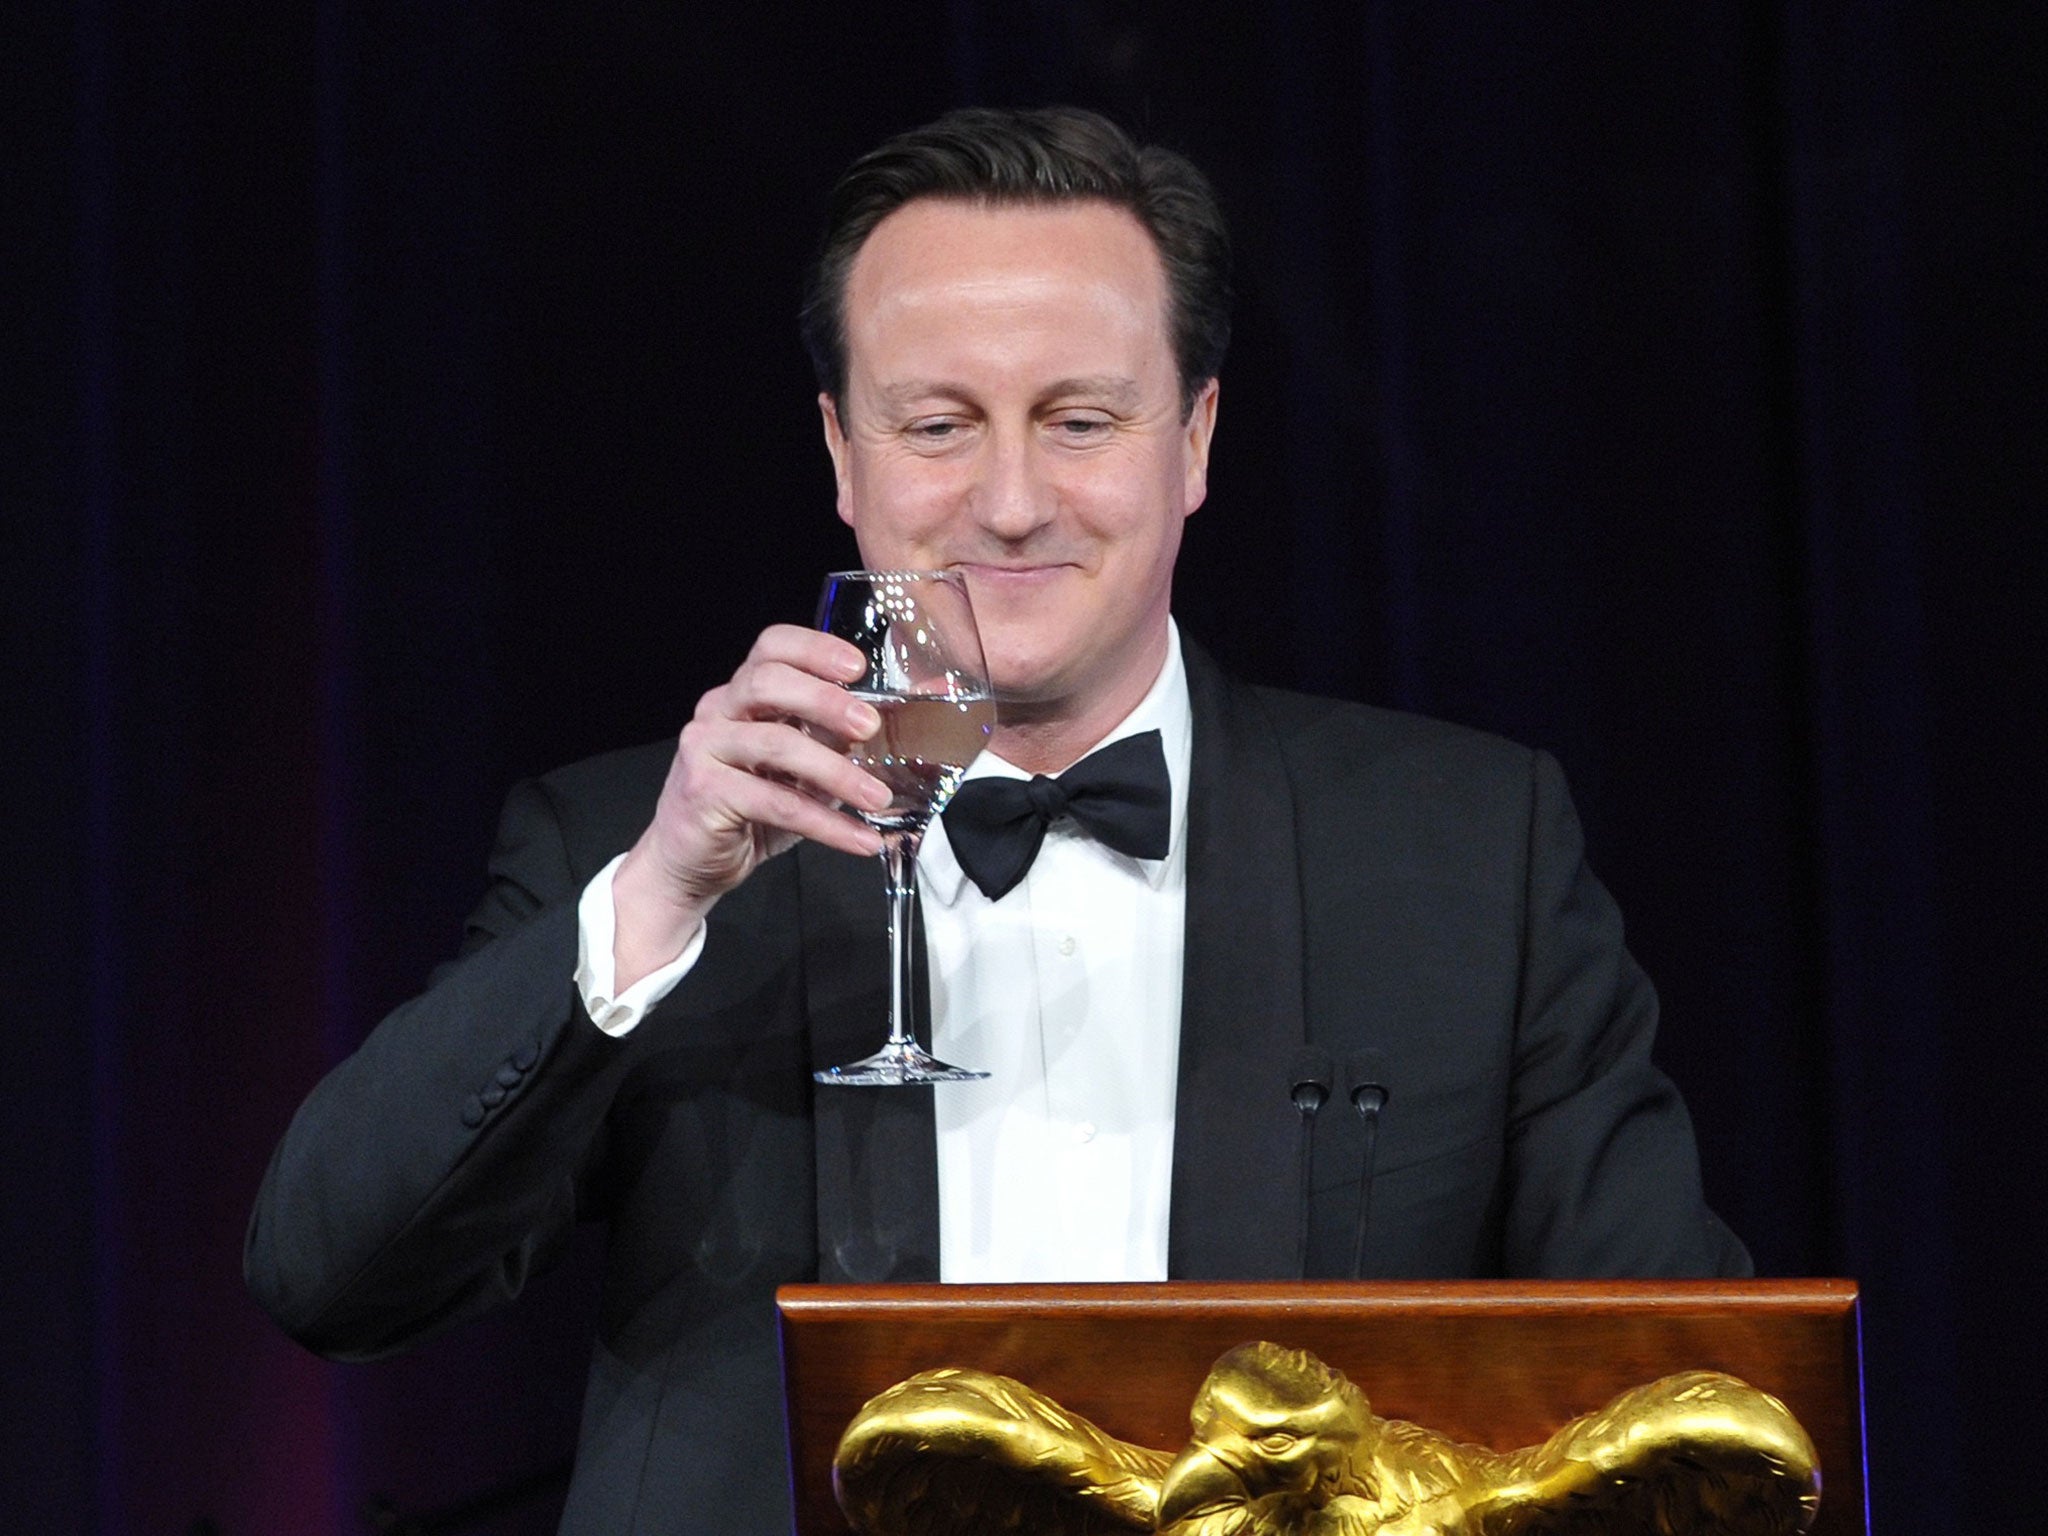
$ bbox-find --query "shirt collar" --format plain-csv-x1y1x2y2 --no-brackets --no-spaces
922,620,1193,906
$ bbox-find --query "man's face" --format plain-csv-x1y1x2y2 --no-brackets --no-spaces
821,198,1218,738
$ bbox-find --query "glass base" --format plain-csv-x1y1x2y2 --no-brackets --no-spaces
813,1038,990,1086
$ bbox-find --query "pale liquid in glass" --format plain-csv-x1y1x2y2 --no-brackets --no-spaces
847,690,996,831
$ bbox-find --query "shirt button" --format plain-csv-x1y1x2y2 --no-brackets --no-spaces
1072,1121,1097,1144
1058,936,1077,957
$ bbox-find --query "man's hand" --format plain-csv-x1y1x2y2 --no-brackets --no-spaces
610,625,890,989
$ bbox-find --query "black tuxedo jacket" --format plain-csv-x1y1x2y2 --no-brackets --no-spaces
247,642,1744,1535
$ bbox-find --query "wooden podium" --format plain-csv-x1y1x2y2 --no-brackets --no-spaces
778,1279,1866,1535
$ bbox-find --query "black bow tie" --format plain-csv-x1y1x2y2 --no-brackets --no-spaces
941,730,1172,901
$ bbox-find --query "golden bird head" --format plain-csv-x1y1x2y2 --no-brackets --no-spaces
1155,1343,1376,1530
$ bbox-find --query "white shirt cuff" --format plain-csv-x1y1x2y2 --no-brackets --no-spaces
574,852,705,1037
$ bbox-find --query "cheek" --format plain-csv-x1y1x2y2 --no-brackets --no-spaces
848,462,958,553
1074,451,1187,533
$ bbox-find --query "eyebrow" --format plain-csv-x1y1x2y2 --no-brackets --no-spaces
1040,375,1144,409
873,380,968,408
873,375,1146,409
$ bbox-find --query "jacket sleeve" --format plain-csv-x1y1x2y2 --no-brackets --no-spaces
1500,750,1751,1278
244,776,640,1360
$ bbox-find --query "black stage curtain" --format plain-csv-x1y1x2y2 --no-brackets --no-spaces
8,3,2041,1530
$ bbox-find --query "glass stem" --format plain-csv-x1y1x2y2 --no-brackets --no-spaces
880,828,923,1050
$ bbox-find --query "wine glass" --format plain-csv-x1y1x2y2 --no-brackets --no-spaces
812,570,996,1086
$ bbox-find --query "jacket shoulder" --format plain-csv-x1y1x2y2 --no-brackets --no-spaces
1236,682,1543,806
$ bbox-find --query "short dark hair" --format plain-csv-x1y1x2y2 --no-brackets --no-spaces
800,106,1232,419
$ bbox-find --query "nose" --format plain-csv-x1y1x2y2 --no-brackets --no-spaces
969,427,1056,544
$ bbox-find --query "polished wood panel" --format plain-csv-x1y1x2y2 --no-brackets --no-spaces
778,1280,1865,1535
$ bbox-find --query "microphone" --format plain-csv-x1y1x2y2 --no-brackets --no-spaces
1288,1047,1334,1277
1345,1049,1390,1280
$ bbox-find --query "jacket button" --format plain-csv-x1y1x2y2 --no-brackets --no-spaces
480,1083,507,1108
461,1096,486,1128
511,1041,540,1071
495,1062,523,1088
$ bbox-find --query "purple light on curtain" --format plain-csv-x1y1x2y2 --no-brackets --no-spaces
68,0,350,1527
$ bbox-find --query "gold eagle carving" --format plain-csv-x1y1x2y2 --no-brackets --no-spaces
832,1341,1820,1535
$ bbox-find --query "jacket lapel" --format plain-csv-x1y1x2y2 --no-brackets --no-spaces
797,841,942,1282
1170,642,1311,1279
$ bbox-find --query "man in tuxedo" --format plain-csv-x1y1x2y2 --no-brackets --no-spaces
248,107,1745,1535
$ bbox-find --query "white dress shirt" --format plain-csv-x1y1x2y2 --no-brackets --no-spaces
573,622,1193,1282
918,627,1189,1281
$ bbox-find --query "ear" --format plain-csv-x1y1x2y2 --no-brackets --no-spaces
819,393,855,527
1180,378,1220,516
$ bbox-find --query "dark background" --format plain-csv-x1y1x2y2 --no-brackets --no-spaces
7,2,2042,1531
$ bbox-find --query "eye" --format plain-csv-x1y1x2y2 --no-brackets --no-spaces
1048,414,1114,441
902,417,975,453
1256,1432,1299,1453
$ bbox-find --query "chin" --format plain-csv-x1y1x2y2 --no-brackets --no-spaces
978,625,1049,679
987,668,1065,709
983,646,1075,709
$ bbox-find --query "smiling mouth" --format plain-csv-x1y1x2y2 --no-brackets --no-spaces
952,561,1076,580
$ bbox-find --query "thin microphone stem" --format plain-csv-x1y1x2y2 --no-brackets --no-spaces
1345,1050,1389,1281
1289,1047,1333,1277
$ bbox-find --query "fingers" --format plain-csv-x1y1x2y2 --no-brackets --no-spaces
714,626,876,737
614,625,892,968
699,750,883,862
746,623,869,681
684,623,890,829
649,630,892,875
682,715,890,828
